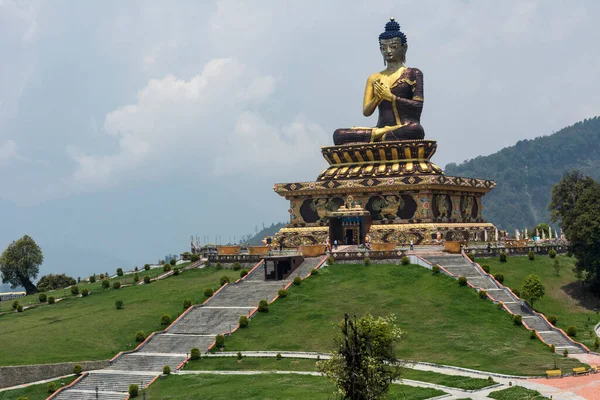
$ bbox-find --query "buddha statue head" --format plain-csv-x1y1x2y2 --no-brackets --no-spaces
379,18,407,65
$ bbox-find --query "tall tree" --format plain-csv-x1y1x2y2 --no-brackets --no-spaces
521,274,545,309
0,235,43,294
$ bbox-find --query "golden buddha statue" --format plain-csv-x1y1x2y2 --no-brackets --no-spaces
333,19,425,145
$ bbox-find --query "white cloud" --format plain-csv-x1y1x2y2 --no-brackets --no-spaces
0,139,17,164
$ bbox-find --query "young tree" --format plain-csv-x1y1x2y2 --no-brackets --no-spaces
521,274,545,309
0,235,43,294
318,314,403,399
553,259,561,276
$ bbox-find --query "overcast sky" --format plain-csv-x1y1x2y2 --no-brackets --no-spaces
1,0,599,279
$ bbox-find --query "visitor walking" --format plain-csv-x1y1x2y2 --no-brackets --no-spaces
409,239,414,250
334,239,338,250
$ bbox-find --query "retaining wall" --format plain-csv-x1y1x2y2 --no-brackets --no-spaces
0,360,108,388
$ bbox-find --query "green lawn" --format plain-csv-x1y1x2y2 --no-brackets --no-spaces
224,264,583,375
482,255,600,348
184,356,495,390
0,267,237,365
0,376,76,400
488,385,547,399
145,373,445,399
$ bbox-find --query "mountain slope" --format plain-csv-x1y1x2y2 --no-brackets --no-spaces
445,116,600,231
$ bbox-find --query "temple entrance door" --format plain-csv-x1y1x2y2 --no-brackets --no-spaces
329,217,344,246
344,228,355,245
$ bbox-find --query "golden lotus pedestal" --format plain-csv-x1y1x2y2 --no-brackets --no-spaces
272,140,497,247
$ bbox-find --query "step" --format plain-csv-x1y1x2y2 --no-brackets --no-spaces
71,372,156,392
504,302,534,317
485,289,515,303
463,276,498,290
169,307,251,335
522,316,551,332
107,353,186,372
51,389,127,400
442,265,480,277
139,333,216,353
207,281,286,307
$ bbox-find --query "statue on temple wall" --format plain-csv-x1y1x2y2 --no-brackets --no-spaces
333,18,425,145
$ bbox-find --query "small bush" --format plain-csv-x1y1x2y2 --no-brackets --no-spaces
144,264,150,271
497,301,504,310
39,293,47,303
530,330,537,339
276,352,282,360
17,304,23,312
81,288,89,297
258,299,269,313
458,276,468,286
563,348,569,357
47,381,56,393
190,348,201,360
566,326,577,337
170,258,176,266
161,314,172,326
363,257,371,266
204,287,215,297
215,334,225,348
129,384,139,398
163,365,171,375
278,289,288,298
401,256,410,265
216,262,223,270
548,315,557,325
135,331,146,342
143,275,151,284
48,296,55,304
115,300,124,310
550,344,555,353
432,265,440,275
233,262,241,271
173,267,180,276
327,256,334,265
73,364,82,375
71,285,79,295
190,254,200,262
293,276,302,286
112,281,121,290
220,275,230,286
467,252,475,261
89,275,96,283
594,336,599,350
135,266,139,272
99,273,105,280
478,290,487,299
239,315,249,328
237,351,243,360
549,249,557,258
481,265,490,273
117,268,123,276
494,273,504,283
240,270,249,278
512,314,522,325
12,300,18,309
183,299,192,309
133,273,140,282
528,250,535,261
163,264,171,272
311,268,319,275
499,251,508,262
102,279,110,289
513,288,521,297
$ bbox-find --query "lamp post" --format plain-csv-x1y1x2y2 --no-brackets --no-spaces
95,385,99,399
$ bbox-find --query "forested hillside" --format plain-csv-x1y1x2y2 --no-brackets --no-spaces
445,116,600,231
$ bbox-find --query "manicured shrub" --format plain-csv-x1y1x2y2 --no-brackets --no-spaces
494,273,504,283
135,331,145,342
71,285,79,295
530,330,537,340
215,334,225,348
89,275,96,283
240,270,249,278
39,293,47,303
190,348,201,360
17,305,23,312
478,290,487,299
327,256,334,265
117,268,124,276
237,351,243,360
497,301,504,310
481,265,490,273
131,273,139,283
216,262,223,270
594,336,599,350
99,273,105,280
548,315,557,325
81,288,89,297
144,264,150,271
78,277,81,283
233,262,241,271
513,288,520,297
401,256,410,265
48,296,55,304
549,249,557,258
190,254,200,262
163,264,171,272
129,384,139,398
258,299,269,313
112,281,121,290
163,365,171,375
47,381,56,393
12,300,19,309
239,315,249,328
73,364,82,375
170,258,176,266
204,287,214,297
550,344,555,353
363,257,371,266
432,265,440,275
311,268,319,275
161,314,171,326
528,250,535,261
293,276,302,286
134,266,139,272
115,300,124,310
278,289,288,298
566,326,577,337
467,252,475,261
458,276,467,286
563,348,569,357
499,251,508,262
183,299,192,309
143,276,151,284
220,276,230,286
276,352,282,360
102,279,110,289
173,267,180,276
512,314,522,325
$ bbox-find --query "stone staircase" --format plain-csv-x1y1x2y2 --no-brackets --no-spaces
422,254,588,355
51,256,325,399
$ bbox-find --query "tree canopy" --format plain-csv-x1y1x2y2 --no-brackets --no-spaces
0,235,43,294
521,274,545,308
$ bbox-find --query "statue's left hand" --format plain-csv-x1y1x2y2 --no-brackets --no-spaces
374,81,394,101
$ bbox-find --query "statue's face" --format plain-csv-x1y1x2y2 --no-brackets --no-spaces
380,38,405,63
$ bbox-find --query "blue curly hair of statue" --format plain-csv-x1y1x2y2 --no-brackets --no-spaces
379,18,407,44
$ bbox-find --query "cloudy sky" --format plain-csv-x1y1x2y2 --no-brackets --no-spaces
1,0,599,279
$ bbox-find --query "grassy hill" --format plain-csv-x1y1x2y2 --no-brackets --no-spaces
445,116,600,231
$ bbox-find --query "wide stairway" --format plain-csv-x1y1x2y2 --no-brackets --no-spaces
52,256,325,399
422,254,587,355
